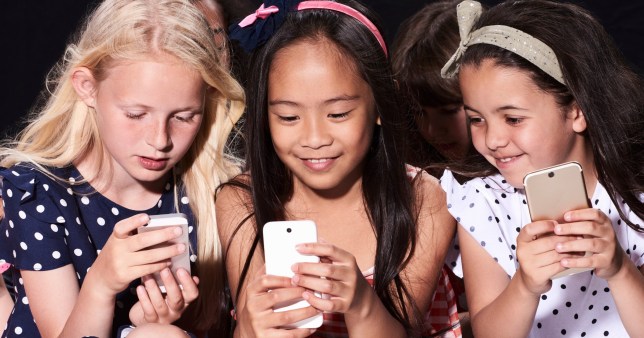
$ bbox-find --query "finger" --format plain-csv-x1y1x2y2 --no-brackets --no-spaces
248,274,295,295
159,268,184,312
143,274,170,317
517,221,556,243
302,290,336,312
521,235,577,256
293,262,352,281
563,208,605,223
272,305,321,329
130,261,172,281
114,214,150,239
175,268,199,303
131,242,186,267
136,285,159,323
131,226,185,252
293,274,346,297
296,242,350,262
556,237,605,254
555,220,610,238
259,287,309,310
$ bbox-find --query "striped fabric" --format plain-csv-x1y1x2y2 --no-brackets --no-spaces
311,267,461,338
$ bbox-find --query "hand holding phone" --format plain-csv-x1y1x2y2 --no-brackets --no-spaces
263,220,323,329
523,162,592,279
137,213,191,292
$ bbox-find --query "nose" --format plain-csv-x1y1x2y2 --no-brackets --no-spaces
484,122,509,151
300,117,332,149
145,119,172,151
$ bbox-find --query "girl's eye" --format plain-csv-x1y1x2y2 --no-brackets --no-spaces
278,115,299,122
174,114,196,123
468,116,484,125
125,112,145,120
506,117,524,125
328,112,349,119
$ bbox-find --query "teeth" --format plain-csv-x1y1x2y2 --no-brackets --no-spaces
308,158,329,163
499,157,513,163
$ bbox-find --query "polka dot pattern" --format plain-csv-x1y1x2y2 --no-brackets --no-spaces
440,170,644,337
0,165,199,337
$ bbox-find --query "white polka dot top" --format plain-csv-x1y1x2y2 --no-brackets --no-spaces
0,165,198,338
440,170,644,338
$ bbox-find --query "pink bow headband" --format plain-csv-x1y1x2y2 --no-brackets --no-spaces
237,1,388,56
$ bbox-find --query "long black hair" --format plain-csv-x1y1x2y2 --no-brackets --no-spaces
225,0,423,332
452,0,644,230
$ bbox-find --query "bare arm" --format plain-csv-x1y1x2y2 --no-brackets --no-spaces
607,262,644,336
0,276,13,327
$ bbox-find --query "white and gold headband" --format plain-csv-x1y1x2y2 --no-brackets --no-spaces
441,0,565,85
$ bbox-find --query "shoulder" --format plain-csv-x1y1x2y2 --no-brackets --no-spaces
215,174,254,243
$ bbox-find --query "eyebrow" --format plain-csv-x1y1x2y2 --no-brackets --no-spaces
269,94,361,107
464,104,529,114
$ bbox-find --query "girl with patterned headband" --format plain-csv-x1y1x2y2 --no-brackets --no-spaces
440,1,644,337
218,0,460,337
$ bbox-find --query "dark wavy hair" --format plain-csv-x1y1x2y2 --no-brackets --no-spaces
452,0,644,230
224,0,423,332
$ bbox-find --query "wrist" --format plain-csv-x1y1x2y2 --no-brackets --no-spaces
512,270,544,300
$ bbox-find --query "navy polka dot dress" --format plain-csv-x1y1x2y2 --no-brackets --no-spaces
0,165,197,337
440,170,644,337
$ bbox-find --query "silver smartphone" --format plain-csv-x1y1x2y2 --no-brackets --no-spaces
263,220,323,329
523,162,592,279
137,213,191,292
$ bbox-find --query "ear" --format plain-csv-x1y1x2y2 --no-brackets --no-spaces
376,115,381,125
568,102,587,133
71,67,98,107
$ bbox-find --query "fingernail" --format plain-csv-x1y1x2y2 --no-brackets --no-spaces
556,243,563,251
301,290,309,299
292,275,300,285
177,243,186,252
291,263,299,272
161,268,171,277
561,259,568,267
555,225,562,233
564,213,571,222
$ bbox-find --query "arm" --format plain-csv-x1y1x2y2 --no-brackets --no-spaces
216,184,316,338
1,274,13,327
554,208,644,336
24,215,187,338
293,174,456,336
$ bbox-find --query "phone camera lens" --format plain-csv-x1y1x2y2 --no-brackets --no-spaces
286,228,292,233
548,172,555,178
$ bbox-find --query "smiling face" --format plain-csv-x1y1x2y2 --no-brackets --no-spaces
81,55,205,189
418,104,469,160
267,39,377,194
459,59,590,188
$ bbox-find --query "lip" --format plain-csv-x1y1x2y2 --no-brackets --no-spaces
300,157,338,172
138,156,169,171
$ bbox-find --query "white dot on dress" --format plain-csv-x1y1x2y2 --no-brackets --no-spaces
74,249,83,256
11,171,19,176
50,224,58,232
33,263,42,271
34,232,43,240
18,278,23,285
36,205,45,213
181,196,189,204
76,217,81,225
60,199,67,207
52,251,61,259
14,326,22,334
18,211,26,219
9,220,14,228
97,217,105,226
81,196,90,205
19,242,27,250
21,297,28,305
188,226,194,234
67,188,73,195
190,254,197,262
6,189,13,198
111,207,119,215
57,216,65,223
157,200,162,208
43,184,49,191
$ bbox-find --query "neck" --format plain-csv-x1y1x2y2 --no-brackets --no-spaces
287,174,365,217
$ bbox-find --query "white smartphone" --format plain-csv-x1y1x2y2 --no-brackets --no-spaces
523,162,593,279
263,220,323,329
137,213,191,292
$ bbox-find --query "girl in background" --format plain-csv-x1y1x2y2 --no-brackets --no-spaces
440,1,644,337
0,0,245,336
218,0,460,337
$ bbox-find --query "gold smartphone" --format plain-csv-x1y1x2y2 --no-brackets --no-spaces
523,162,592,279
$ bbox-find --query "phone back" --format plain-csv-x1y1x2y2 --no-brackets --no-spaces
524,162,589,223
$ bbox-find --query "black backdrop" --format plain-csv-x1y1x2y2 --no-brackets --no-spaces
1,0,642,139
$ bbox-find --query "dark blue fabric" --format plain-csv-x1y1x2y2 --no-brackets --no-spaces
0,165,198,338
228,0,303,52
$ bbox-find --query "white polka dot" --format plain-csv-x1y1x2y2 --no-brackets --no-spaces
67,188,73,195
34,232,43,240
11,171,19,177
12,250,16,258
21,297,28,305
97,217,105,226
76,217,81,225
111,207,119,215
52,251,61,259
6,189,13,198
81,196,90,205
18,211,26,219
9,220,14,228
20,242,28,250
96,249,101,255
57,216,65,223
68,177,76,183
43,184,49,191
74,249,83,256
29,179,35,184
36,205,45,213
190,254,197,262
181,196,189,204
157,200,163,208
5,230,8,238
14,326,22,334
33,263,42,271
64,228,69,236
18,278,23,285
50,224,58,232
59,199,67,207
188,226,194,233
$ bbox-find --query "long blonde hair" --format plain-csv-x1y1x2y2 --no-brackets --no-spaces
0,0,245,331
